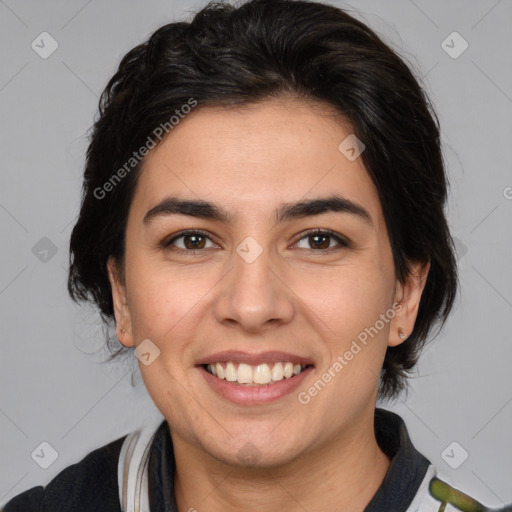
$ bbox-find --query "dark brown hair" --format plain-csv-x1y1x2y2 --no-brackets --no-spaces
68,0,458,401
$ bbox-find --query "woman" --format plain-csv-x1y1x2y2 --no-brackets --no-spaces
3,0,508,510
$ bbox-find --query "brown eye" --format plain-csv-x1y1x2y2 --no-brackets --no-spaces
295,229,350,252
163,230,218,253
309,234,330,249
182,234,207,250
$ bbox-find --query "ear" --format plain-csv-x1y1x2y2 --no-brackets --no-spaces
388,259,431,347
107,256,134,348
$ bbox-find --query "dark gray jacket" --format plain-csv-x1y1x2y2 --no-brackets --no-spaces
3,409,498,512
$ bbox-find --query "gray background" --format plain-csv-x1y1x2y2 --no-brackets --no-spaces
1,0,511,507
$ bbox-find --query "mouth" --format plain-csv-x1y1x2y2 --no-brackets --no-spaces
196,351,315,404
202,361,313,386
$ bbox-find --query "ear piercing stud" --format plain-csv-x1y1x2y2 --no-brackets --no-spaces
398,329,406,340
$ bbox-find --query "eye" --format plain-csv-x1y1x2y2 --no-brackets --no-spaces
163,230,219,254
294,229,350,252
162,228,350,255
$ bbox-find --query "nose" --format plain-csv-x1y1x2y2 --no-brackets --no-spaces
212,244,295,333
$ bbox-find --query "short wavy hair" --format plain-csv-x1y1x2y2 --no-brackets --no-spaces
68,0,458,401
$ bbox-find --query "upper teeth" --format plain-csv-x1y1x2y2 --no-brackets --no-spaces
206,362,306,385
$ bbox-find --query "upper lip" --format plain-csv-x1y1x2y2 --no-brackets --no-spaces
196,350,315,366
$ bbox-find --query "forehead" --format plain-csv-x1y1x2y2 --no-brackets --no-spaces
130,98,383,227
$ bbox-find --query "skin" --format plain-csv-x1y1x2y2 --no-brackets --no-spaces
107,96,430,512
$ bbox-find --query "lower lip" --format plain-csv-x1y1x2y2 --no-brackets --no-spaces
198,365,314,405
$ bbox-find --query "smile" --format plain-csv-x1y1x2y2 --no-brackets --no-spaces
204,361,311,386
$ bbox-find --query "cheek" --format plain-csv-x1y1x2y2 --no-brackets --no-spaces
126,261,216,341
291,260,393,343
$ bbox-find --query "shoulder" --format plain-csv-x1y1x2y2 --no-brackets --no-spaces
2,434,126,512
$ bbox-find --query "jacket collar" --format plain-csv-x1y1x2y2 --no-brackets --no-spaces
363,408,431,511
147,407,431,511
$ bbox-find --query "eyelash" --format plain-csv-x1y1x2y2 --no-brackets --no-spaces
162,229,350,255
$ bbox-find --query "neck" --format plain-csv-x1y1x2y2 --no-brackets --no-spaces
172,408,391,512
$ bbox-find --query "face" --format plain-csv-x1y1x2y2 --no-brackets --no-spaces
108,97,429,468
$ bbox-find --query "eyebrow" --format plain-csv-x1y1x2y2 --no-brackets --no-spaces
143,195,373,227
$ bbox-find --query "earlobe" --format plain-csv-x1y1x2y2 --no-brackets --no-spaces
107,257,135,348
388,305,408,348
388,260,430,348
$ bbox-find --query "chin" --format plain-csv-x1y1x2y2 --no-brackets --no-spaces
201,434,305,470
